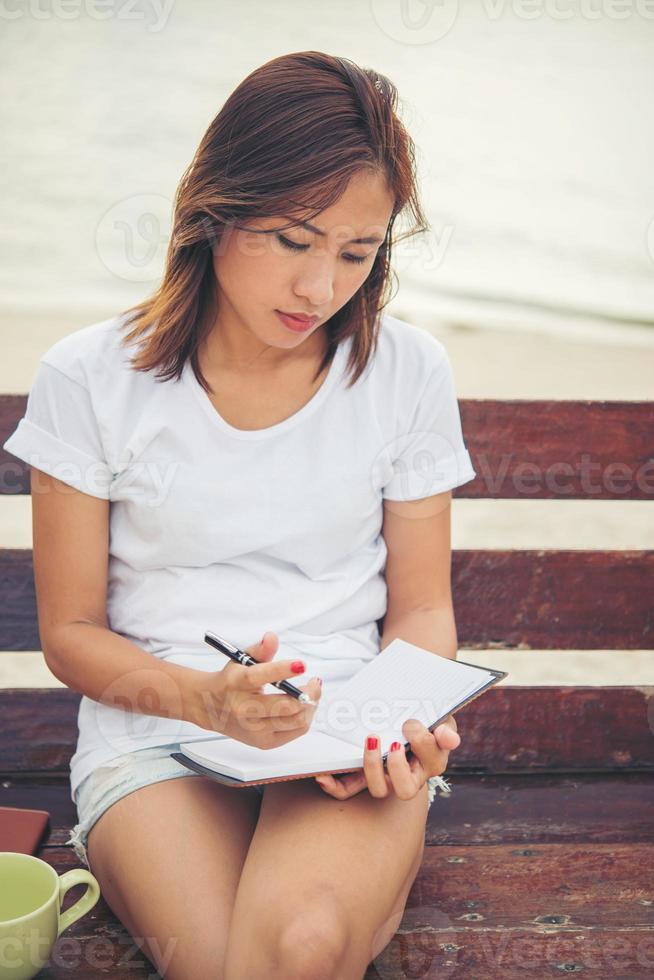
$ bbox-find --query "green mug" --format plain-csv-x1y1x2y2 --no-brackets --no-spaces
0,852,100,980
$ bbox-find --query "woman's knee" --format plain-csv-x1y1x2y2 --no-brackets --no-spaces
271,905,351,980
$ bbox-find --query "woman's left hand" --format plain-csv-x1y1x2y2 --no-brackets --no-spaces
314,715,461,801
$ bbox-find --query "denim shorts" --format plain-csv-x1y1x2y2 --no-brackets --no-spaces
66,741,449,869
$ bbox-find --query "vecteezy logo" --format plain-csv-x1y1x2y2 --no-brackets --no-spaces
372,904,459,978
369,431,462,517
95,193,171,282
369,0,459,44
92,669,188,753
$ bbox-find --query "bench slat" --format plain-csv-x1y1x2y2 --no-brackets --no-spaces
453,548,654,649
0,395,30,494
2,687,652,772
39,842,654,978
2,548,653,650
460,399,654,500
4,772,652,847
3,396,653,499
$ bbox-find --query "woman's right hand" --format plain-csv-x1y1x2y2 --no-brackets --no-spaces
184,631,323,749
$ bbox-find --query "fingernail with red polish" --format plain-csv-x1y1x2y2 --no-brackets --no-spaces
367,736,378,751
390,741,402,752
291,661,305,674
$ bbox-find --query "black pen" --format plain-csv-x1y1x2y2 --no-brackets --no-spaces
204,631,318,706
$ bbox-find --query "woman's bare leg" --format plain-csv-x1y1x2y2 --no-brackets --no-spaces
223,778,429,980
86,775,262,979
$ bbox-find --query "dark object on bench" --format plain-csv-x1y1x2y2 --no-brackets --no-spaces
1,394,653,978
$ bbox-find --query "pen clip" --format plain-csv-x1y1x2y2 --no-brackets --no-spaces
204,631,238,655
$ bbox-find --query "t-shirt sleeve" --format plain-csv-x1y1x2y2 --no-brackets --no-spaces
2,359,114,499
381,348,476,501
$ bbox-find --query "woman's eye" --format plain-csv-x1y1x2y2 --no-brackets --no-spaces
277,233,308,253
276,234,371,265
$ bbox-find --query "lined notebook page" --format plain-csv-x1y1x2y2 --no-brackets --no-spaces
313,639,494,755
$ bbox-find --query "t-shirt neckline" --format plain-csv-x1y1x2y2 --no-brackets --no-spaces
182,337,348,440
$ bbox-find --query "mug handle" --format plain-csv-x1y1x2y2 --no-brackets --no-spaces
57,869,101,935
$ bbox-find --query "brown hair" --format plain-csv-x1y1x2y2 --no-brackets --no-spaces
119,50,429,391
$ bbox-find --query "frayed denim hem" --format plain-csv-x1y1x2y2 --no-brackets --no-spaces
64,746,205,870
66,823,91,869
427,774,452,807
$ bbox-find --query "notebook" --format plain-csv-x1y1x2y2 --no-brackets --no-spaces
171,638,507,788
0,806,51,854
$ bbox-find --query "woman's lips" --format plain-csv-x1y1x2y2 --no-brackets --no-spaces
275,310,319,333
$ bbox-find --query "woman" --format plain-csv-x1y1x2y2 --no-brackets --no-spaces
4,51,474,980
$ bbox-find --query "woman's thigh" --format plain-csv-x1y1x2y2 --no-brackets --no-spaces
223,778,429,980
86,774,262,980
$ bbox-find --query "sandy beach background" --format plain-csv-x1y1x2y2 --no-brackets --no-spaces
1,2,653,687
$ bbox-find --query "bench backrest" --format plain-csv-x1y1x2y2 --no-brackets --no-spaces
1,394,653,775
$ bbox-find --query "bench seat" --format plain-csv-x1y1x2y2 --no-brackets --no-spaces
2,395,652,977
2,771,652,978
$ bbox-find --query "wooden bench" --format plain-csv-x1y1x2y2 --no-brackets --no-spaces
1,393,653,978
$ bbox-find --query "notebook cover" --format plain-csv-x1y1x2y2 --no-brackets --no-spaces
0,806,51,855
171,666,508,787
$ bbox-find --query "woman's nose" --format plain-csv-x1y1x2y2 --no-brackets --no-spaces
293,258,336,307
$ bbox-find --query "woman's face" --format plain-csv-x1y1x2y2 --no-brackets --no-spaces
210,169,395,358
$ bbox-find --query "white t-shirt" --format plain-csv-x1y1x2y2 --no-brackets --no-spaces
4,311,476,802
